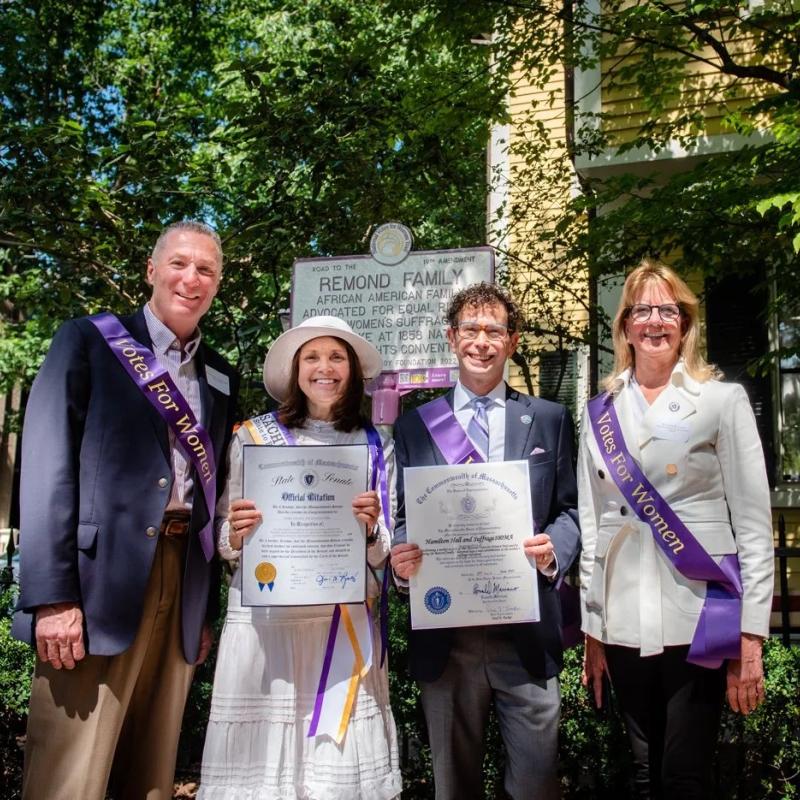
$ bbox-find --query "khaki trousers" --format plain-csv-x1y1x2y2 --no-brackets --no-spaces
22,536,195,800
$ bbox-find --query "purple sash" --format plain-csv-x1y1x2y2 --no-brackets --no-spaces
89,312,218,561
587,392,743,668
417,396,484,464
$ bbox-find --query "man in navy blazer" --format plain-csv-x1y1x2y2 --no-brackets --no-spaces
391,283,580,800
12,221,239,800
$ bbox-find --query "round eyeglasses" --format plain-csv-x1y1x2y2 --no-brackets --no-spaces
627,303,681,323
455,322,509,342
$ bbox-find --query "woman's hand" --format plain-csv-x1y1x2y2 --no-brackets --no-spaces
228,498,262,550
352,490,381,530
726,633,765,715
582,634,609,709
390,542,422,580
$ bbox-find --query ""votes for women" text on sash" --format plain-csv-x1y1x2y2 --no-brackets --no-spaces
587,392,742,668
90,312,218,561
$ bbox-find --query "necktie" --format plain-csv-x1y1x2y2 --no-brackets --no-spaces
467,396,491,461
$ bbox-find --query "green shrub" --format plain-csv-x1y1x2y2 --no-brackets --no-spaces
558,645,630,797
0,583,35,799
718,637,800,799
6,568,799,800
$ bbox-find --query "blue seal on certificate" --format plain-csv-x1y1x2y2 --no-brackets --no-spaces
424,586,451,615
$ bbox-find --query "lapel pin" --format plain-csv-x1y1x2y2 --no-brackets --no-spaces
521,414,532,425
668,401,680,412
666,463,678,476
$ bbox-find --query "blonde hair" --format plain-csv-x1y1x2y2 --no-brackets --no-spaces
603,258,720,391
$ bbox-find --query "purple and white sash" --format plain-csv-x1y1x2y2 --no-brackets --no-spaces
244,412,390,742
89,312,218,561
587,392,743,668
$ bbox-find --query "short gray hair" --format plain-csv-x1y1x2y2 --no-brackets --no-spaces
151,220,223,266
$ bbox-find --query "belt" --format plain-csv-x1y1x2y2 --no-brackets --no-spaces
160,511,191,537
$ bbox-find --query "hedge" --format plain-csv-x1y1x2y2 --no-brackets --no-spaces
1,581,798,799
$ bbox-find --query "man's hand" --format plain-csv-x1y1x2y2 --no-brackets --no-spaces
195,623,214,666
35,603,85,670
390,542,422,580
523,533,555,574
727,633,765,715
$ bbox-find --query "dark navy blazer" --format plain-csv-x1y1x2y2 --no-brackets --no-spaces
394,385,581,681
12,309,239,663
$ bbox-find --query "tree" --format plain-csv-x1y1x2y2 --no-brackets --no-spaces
404,0,799,386
0,0,504,407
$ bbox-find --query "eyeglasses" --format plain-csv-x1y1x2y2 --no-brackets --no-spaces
626,303,681,323
454,321,509,341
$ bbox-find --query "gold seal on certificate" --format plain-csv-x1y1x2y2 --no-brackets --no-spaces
241,444,369,606
404,460,540,629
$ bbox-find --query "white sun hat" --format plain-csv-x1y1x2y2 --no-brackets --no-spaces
262,315,383,402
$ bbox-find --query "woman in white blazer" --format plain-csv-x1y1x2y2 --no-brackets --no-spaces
578,259,774,799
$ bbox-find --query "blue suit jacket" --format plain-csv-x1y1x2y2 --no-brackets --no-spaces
394,385,580,681
12,309,239,662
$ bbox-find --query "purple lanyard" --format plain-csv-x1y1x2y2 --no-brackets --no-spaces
587,392,742,668
417,395,485,464
89,312,218,561
266,413,391,666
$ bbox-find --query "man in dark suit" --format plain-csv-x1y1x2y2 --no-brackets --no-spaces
12,221,239,800
390,283,580,800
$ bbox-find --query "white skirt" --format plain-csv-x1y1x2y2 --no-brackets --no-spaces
198,579,402,800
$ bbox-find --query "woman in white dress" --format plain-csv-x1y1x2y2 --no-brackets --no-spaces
199,316,402,800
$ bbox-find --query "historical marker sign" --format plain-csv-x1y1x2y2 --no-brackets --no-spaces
291,244,494,390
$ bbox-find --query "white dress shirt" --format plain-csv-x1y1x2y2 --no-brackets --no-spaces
452,380,507,463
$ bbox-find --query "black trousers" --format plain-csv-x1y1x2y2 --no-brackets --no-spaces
605,644,726,800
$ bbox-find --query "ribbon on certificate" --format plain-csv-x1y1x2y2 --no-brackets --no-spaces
307,602,374,742
89,312,218,561
244,412,388,740
587,392,743,668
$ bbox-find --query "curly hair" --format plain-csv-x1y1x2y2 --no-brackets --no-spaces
446,282,524,332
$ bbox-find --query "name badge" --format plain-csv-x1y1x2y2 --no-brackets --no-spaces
206,365,230,396
652,418,691,443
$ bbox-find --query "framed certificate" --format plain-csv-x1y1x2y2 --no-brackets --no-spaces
404,460,539,629
240,444,369,606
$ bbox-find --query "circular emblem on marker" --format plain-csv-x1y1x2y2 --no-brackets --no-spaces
370,222,413,266
461,495,477,514
668,401,680,412
301,470,318,488
424,586,451,614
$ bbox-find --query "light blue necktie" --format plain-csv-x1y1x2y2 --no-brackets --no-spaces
467,396,491,461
